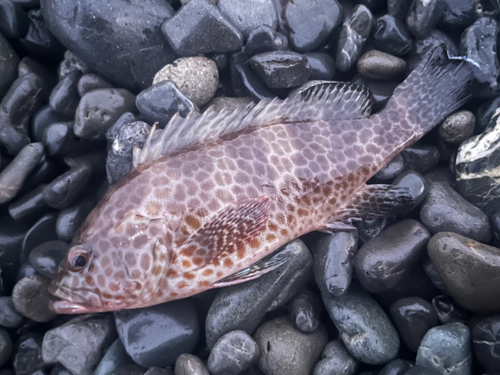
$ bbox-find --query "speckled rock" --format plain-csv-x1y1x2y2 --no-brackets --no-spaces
208,331,260,375
175,354,209,375
12,274,56,323
439,111,475,144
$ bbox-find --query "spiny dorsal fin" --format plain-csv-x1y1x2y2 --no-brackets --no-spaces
133,82,373,166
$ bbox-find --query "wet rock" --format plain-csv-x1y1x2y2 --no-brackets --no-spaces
205,239,312,348
372,15,413,57
323,282,400,365
12,274,56,322
0,0,30,38
404,365,441,375
304,53,335,81
21,212,58,264
312,231,358,297
145,368,173,375
284,0,343,52
439,0,477,30
161,0,243,56
77,74,113,97
16,263,37,281
42,0,176,92
406,0,442,38
56,199,95,241
431,295,469,325
372,154,405,182
136,81,196,127
313,339,359,375
94,338,135,375
230,51,274,100
428,232,500,313
174,354,208,375
153,57,219,108
0,143,44,204
378,359,412,375
400,144,440,174
0,297,24,328
390,297,438,352
42,314,117,375
74,88,137,141
353,219,430,293
476,95,500,133
288,288,321,333
421,253,448,294
336,5,373,72
0,33,19,99
43,163,93,209
49,71,81,117
29,240,68,279
254,316,328,375
472,315,500,374
31,105,72,143
439,111,475,144
393,170,428,208
115,299,199,367
419,179,491,242
18,57,57,102
249,51,310,89
43,121,95,157
0,328,12,368
57,51,89,81
208,330,260,375
50,365,72,375
387,0,412,20
357,50,406,81
219,0,278,39
245,26,289,56
493,211,500,247
13,333,44,375
416,323,472,375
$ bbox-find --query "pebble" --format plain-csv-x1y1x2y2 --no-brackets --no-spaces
472,315,500,373
372,153,405,182
77,74,113,97
460,16,500,98
432,295,470,325
219,0,278,39
390,297,438,352
439,0,477,30
161,0,243,56
43,121,95,157
353,219,430,293
29,240,68,279
475,95,500,133
174,354,209,375
18,57,57,102
428,232,500,313
42,0,176,91
438,111,475,144
416,323,472,375
406,0,443,38
50,365,72,375
357,50,406,81
13,333,44,375
136,81,196,127
94,338,135,375
56,199,95,241
42,314,117,375
12,274,56,322
378,359,412,375
16,263,36,282
153,57,219,108
31,105,72,143
0,296,24,328
115,299,199,367
313,339,359,375
372,15,413,57
205,239,312,348
304,53,335,81
245,26,289,56
335,5,374,72
208,331,260,375
400,145,440,174
231,51,274,100
393,170,428,208
145,368,174,375
0,143,44,204
49,70,81,117
288,288,321,333
43,163,92,209
0,0,30,39
57,50,89,80
254,316,328,375
421,253,448,294
404,365,441,375
312,231,358,297
20,212,58,264
419,178,491,243
322,282,400,365
284,0,343,52
0,213,27,271
74,88,137,140
249,51,310,89
21,153,63,194
0,34,19,98
0,328,12,368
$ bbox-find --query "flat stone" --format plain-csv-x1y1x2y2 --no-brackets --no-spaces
288,288,321,333
406,0,443,38
31,105,72,143
0,30,20,98
230,51,274,100
393,170,428,208
313,339,358,375
245,25,289,56
43,121,95,157
12,274,56,322
0,0,30,38
219,0,278,39
387,0,412,20
439,110,475,144
18,56,57,102
372,14,413,56
472,315,500,374
427,232,500,313
439,0,478,30
431,295,470,325
208,330,259,375
29,240,68,279
174,354,209,375
357,50,406,81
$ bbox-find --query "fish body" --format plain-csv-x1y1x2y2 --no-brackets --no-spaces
49,48,484,314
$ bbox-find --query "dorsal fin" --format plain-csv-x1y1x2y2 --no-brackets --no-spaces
133,82,373,166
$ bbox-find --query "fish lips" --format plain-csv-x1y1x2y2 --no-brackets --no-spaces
48,283,103,314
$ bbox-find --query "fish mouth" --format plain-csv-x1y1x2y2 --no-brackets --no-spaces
48,283,103,314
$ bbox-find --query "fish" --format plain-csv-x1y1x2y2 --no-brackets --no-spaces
48,47,485,314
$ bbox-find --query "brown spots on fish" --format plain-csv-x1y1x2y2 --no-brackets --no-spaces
177,281,187,289
85,276,95,286
216,271,223,278
131,269,141,279
266,233,277,242
167,269,178,277
249,238,260,249
97,275,106,287
268,223,278,232
182,259,192,268
105,267,113,277
133,234,148,248
170,292,178,297
185,215,201,230
99,240,110,252
298,208,308,217
184,272,195,280
152,265,162,277
237,248,246,259
224,259,234,268
193,257,203,266
203,268,213,276
109,283,119,292
281,229,289,236
103,292,112,299
180,245,197,257
198,281,210,288
146,202,161,216
141,253,151,271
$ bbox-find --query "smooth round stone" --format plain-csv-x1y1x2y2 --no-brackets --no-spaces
94,338,135,375
56,199,94,241
161,0,243,56
74,88,136,140
421,253,448,294
284,0,343,52
288,288,321,333
357,50,406,81
0,0,30,38
400,145,440,174
406,0,442,38
31,105,72,143
77,74,113,97
394,170,428,208
174,354,209,375
0,329,12,368
439,0,477,30
0,297,24,328
419,179,491,243
49,70,81,117
29,240,68,279
136,81,196,127
254,316,327,375
8,184,50,225
113,364,147,375
322,282,400,365
0,34,19,99
115,299,199,367
42,0,176,92
219,0,277,39
428,232,500,313
12,274,56,322
353,219,430,293
390,297,438,352
230,51,274,100
208,330,259,375
313,339,358,375
472,315,500,373
13,333,44,375
439,111,475,144
21,212,58,264
249,51,310,89
354,217,396,246
43,121,95,157
42,315,117,375
432,295,470,325
416,323,471,375
153,57,219,108
245,25,289,56
372,154,405,182
303,53,335,80
205,240,312,348
43,163,93,209
57,50,89,80
378,359,412,375
372,15,413,57
312,231,358,297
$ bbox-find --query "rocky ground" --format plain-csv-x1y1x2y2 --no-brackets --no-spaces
0,0,499,374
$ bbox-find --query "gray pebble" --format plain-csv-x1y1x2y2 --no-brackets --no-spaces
12,274,56,322
18,56,57,102
406,0,442,38
0,328,12,368
378,359,412,375
94,338,135,375
56,199,95,241
439,111,475,144
245,25,289,56
0,33,19,98
0,297,24,328
49,70,81,117
77,73,113,97
219,0,278,39
174,354,209,375
29,240,68,279
421,253,448,295
144,368,174,375
208,330,260,375
432,295,470,325
357,50,406,81
57,50,90,81
313,339,358,375
289,288,322,332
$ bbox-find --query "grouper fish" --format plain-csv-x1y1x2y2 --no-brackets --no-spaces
49,47,484,314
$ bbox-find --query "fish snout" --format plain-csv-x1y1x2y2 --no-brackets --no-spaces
48,282,103,314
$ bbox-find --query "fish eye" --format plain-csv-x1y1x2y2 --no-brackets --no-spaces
68,248,90,272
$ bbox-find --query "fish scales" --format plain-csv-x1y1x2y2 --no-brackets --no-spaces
49,47,486,314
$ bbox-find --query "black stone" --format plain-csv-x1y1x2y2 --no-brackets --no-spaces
355,216,396,246
56,199,94,241
288,288,322,333
57,50,89,80
18,57,57,102
8,184,50,225
245,25,289,56
21,212,58,264
0,33,19,98
433,295,471,325
0,297,23,328
230,52,274,100
400,144,440,174
63,148,108,175
50,365,73,375
31,105,72,143
175,354,209,375
0,329,11,368
43,163,93,209
13,333,44,375
421,253,448,294
492,211,500,247
208,53,228,70
16,263,36,281
372,14,413,57
471,315,500,374
21,154,64,194
387,0,412,20
0,214,26,279
77,74,113,97
29,240,68,279
378,359,412,375
404,365,441,375
406,0,442,38
313,339,359,375
0,0,31,38
161,0,243,57
439,0,477,30
475,95,500,133
372,153,405,182
49,71,82,117
393,170,428,208
43,121,95,157
304,53,335,80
